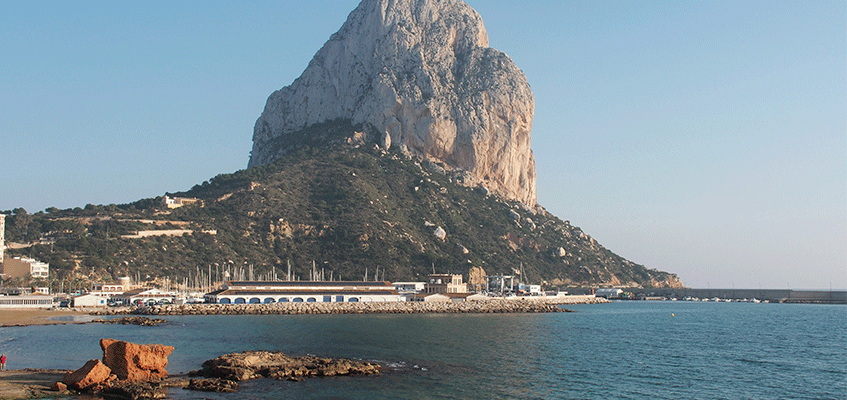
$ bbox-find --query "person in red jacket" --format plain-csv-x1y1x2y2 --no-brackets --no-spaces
0,353,6,370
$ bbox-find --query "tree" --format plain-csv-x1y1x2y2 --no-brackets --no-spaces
10,208,32,242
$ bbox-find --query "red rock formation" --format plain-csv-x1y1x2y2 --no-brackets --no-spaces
62,359,111,390
100,338,175,382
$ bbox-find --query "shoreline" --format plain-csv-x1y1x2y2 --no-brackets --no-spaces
118,295,610,316
0,368,71,400
0,308,98,328
0,296,609,328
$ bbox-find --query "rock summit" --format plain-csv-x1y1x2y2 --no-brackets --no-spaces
250,0,537,205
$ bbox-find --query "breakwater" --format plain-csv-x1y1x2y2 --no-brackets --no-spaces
93,296,609,317
623,288,847,304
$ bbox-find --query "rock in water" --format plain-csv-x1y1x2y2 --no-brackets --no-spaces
100,338,175,382
195,351,382,381
250,0,537,206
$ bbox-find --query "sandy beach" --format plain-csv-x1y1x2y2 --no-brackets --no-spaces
0,309,93,328
0,369,70,400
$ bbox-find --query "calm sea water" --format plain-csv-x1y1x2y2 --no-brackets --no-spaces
1,301,844,399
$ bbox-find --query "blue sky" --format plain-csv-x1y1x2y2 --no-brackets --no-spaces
1,0,844,289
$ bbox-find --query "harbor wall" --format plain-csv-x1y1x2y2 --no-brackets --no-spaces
624,288,846,304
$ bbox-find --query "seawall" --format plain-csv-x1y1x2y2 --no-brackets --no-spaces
94,296,609,317
622,288,847,304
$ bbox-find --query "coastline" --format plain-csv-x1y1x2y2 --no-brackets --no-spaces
115,295,610,316
0,309,97,328
0,296,609,327
0,369,71,400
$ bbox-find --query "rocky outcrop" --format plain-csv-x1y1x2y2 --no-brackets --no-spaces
186,378,239,393
92,316,167,326
62,359,113,390
194,351,381,382
250,0,537,205
100,339,175,382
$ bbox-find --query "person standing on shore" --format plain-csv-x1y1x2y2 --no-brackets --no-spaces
0,354,6,370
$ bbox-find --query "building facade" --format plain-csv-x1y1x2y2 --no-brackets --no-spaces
425,274,467,294
2,257,49,279
0,294,53,308
162,195,201,209
72,294,108,307
0,214,5,265
206,281,402,304
112,288,180,306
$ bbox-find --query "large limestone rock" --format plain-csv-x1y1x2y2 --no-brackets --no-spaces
196,351,381,381
100,338,175,382
62,359,112,390
250,0,537,205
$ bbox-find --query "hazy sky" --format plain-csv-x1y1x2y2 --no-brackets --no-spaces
2,1,844,289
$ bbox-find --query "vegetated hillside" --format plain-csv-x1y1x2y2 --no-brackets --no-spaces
3,126,682,290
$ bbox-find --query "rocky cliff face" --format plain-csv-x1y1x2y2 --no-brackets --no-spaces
250,0,537,205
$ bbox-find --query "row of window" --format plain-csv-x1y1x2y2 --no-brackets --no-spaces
218,296,363,304
0,299,53,305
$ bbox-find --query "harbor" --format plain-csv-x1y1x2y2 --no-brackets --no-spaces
600,288,847,304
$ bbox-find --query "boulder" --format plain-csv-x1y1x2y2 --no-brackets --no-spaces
62,359,111,390
433,226,447,240
509,209,521,222
186,378,239,393
100,339,175,382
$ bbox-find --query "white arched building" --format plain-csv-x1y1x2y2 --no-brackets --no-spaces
205,281,402,304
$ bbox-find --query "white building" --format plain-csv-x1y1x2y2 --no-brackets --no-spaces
112,288,179,306
2,257,49,279
162,195,201,209
0,214,6,265
407,293,451,302
72,294,108,308
392,282,426,294
0,294,54,309
206,281,402,304
425,274,467,294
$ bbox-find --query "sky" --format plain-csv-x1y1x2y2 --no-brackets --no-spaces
1,1,844,290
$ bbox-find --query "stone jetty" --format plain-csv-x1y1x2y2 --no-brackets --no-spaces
92,295,608,317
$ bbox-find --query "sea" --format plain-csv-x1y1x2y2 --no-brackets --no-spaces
1,301,844,399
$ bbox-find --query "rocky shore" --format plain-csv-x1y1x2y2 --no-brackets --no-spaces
91,316,168,326
14,339,382,400
90,296,609,317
